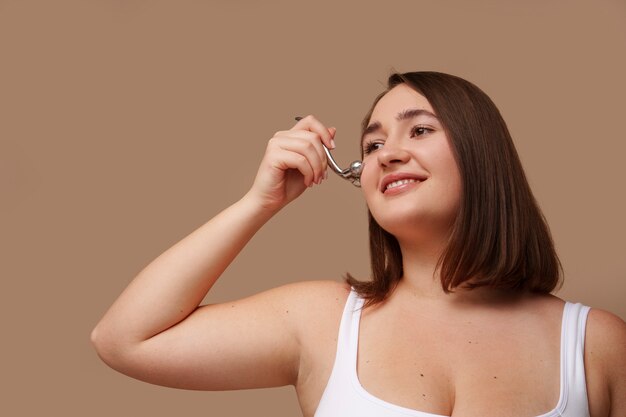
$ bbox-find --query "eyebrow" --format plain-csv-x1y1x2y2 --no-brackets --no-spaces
361,108,439,143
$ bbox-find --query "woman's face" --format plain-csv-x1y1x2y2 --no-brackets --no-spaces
359,84,462,242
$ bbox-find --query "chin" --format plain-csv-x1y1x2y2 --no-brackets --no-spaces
370,206,457,244
373,210,429,237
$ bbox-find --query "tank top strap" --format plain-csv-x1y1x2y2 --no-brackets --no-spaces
559,301,592,416
333,287,363,371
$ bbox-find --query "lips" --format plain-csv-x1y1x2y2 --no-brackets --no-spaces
380,172,428,193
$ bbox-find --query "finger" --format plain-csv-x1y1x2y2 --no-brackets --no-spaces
271,133,328,184
267,146,315,187
274,149,315,187
281,130,328,177
293,115,335,149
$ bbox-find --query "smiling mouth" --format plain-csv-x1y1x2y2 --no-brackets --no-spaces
380,172,429,193
385,178,420,191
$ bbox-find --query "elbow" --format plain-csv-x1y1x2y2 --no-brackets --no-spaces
90,324,115,365
90,323,131,371
90,325,154,385
90,325,108,357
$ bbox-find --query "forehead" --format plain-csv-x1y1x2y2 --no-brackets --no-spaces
370,84,434,120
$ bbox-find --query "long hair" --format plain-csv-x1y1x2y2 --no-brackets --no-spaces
345,71,563,309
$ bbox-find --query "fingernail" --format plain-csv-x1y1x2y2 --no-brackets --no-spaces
330,139,336,149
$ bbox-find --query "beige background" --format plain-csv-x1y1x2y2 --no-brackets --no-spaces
1,0,624,416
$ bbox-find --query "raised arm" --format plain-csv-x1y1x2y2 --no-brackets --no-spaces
90,115,336,390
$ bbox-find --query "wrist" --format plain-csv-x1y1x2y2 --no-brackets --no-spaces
238,192,282,223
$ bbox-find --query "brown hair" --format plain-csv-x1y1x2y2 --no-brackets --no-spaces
345,71,563,308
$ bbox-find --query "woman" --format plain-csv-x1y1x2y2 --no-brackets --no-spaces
91,71,625,416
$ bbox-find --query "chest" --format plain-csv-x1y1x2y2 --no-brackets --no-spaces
297,301,564,417
354,311,562,416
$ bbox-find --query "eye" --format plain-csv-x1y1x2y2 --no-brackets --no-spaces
363,141,384,155
410,125,433,137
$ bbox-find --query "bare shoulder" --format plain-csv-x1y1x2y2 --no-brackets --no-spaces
263,278,349,303
281,279,352,411
243,279,350,309
585,307,626,416
289,279,352,304
278,280,352,370
278,279,352,324
586,307,626,366
230,279,351,341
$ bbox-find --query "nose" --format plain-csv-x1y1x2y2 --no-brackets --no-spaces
376,141,411,167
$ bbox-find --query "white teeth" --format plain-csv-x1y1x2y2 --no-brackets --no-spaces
386,179,418,190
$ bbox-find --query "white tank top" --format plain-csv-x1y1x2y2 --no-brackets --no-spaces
315,288,592,417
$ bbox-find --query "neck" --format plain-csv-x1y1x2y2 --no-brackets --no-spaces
395,238,527,308
396,239,446,298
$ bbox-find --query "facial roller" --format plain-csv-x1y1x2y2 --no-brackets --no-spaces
294,116,363,187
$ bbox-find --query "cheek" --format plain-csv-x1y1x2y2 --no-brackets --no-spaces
440,156,460,185
440,159,462,210
358,160,379,201
432,142,460,183
358,158,374,184
424,143,462,209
